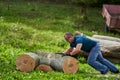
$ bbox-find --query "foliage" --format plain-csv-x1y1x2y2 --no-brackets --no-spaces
70,0,98,5
0,1,120,80
2,0,120,7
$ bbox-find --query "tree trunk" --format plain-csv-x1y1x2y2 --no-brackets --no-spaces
35,50,79,74
87,36,120,47
101,46,120,52
16,52,40,72
106,58,120,63
35,64,53,72
92,35,120,42
7,0,10,10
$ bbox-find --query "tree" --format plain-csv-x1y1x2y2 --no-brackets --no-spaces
7,0,10,10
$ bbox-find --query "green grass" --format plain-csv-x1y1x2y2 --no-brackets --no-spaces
0,1,120,80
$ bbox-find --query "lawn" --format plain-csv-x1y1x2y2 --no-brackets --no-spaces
0,1,120,80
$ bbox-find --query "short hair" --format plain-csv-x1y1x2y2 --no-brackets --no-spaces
64,32,73,38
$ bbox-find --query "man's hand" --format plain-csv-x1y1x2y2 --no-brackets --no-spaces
70,44,82,56
64,47,73,54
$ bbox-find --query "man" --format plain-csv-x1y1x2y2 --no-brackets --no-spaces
64,32,119,74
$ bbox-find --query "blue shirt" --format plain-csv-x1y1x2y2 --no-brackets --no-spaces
70,36,97,52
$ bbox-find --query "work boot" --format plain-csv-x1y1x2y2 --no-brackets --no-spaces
101,69,109,74
112,70,119,74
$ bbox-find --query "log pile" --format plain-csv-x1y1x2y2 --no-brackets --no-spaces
16,51,79,73
76,34,120,63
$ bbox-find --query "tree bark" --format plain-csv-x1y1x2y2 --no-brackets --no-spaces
92,35,120,42
16,52,40,72
75,51,120,63
87,36,120,47
35,50,79,74
106,57,120,63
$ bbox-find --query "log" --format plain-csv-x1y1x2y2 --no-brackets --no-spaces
76,51,120,63
35,64,53,72
35,50,54,65
101,51,120,59
78,50,120,59
16,52,40,72
87,36,120,47
35,50,79,74
51,55,79,74
106,58,120,63
92,35,120,42
101,46,120,52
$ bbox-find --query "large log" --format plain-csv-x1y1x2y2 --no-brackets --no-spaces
35,50,79,74
76,51,120,63
106,58,120,63
101,46,120,52
77,47,120,63
87,36,120,47
92,35,120,42
16,52,40,72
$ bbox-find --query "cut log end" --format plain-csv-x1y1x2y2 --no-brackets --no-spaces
16,54,35,72
36,64,53,72
62,57,79,74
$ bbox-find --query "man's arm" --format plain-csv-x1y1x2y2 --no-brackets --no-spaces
70,44,82,56
64,47,73,54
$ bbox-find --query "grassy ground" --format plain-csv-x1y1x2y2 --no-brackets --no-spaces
0,1,120,80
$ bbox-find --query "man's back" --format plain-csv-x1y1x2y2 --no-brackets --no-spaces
70,36,97,52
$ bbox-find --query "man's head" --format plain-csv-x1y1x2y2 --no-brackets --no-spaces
64,32,74,43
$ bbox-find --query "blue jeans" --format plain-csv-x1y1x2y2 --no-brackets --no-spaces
87,43,118,73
